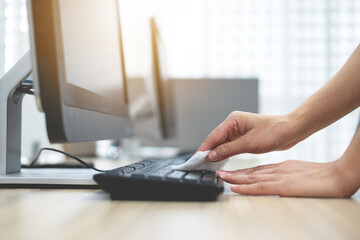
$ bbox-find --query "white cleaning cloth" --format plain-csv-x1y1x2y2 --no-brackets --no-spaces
172,150,228,172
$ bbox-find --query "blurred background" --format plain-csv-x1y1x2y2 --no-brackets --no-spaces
1,0,360,164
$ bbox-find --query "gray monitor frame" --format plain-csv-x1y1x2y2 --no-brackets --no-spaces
29,0,130,143
0,0,130,186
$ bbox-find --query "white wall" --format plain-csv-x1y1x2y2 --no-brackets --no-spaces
0,0,5,76
120,0,360,163
21,94,51,161
1,0,360,163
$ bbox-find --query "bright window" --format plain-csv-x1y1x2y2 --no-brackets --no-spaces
1,0,359,162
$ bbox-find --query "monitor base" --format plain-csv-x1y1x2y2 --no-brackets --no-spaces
0,168,98,188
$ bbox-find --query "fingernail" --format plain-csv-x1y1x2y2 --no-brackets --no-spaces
208,150,218,161
217,170,229,177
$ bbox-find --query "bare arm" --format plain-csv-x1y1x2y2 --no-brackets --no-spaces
288,43,360,144
198,44,360,162
195,44,360,197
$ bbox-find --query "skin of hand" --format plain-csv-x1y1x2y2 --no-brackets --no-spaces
217,161,346,197
198,44,360,162
196,44,360,197
217,127,360,197
196,111,306,162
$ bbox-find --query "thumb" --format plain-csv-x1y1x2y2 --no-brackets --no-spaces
207,136,255,161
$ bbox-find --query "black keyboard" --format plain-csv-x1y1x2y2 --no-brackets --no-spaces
93,155,224,201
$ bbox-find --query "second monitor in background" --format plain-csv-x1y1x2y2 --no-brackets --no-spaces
127,17,259,152
169,78,258,152
127,17,175,142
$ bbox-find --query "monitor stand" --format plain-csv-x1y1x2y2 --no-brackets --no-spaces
0,51,98,188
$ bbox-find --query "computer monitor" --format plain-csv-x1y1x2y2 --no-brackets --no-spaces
149,17,175,139
127,17,175,142
129,18,258,153
0,0,129,186
30,0,129,143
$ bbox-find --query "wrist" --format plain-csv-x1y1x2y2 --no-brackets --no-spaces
272,110,313,151
284,108,316,144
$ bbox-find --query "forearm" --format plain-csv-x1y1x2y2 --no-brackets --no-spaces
287,44,360,142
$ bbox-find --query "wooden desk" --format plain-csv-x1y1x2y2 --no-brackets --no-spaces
1,158,360,240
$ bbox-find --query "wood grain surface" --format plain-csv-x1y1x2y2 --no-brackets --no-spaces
1,157,359,240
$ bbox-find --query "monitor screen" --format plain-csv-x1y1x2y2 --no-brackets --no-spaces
149,17,174,139
58,0,126,116
30,0,129,143
127,17,175,143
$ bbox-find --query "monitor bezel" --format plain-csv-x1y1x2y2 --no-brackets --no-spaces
150,17,175,139
29,0,130,143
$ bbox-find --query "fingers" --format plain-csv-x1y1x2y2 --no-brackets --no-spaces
230,182,280,195
226,163,279,175
218,172,277,184
196,122,230,153
207,135,256,161
197,113,245,154
217,164,281,184
217,163,282,196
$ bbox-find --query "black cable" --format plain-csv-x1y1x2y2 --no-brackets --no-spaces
28,147,108,172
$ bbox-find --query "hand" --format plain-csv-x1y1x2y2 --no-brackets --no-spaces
197,111,304,162
217,160,358,197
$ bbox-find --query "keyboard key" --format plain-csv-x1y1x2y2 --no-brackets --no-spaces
203,172,216,177
170,158,187,165
148,169,174,180
129,161,170,177
140,159,154,167
117,167,136,175
201,173,217,185
166,171,187,181
127,163,145,170
184,172,202,183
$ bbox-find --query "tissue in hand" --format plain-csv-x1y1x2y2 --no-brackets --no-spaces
171,150,228,172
